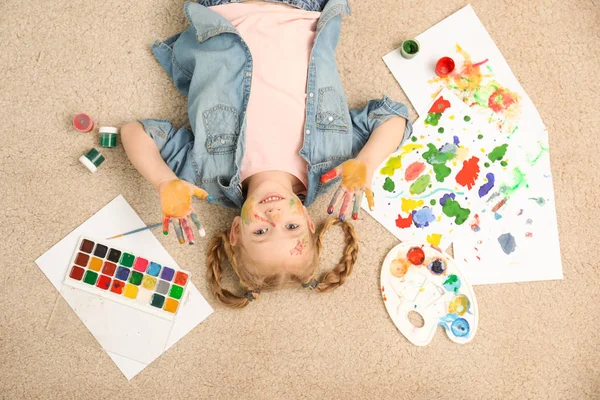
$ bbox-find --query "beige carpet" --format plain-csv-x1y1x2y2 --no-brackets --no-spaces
1,0,599,398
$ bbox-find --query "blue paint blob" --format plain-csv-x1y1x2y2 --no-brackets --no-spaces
453,135,460,145
451,318,470,337
412,207,436,228
478,173,495,198
443,274,461,293
498,233,517,255
427,258,446,275
494,213,503,220
439,193,456,206
473,226,481,232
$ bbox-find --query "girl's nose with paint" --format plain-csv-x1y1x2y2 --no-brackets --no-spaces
266,209,281,222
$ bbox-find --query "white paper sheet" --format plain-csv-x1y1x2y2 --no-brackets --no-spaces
35,195,214,380
383,4,545,137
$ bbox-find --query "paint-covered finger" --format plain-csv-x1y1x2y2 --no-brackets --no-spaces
338,191,353,222
172,219,185,245
327,186,344,215
187,182,212,202
181,218,195,245
190,212,206,237
320,165,342,184
162,216,170,235
352,191,364,220
364,188,375,211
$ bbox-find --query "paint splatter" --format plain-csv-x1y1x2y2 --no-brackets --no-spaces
379,144,424,176
290,238,305,256
395,213,413,229
427,258,446,275
488,144,508,162
470,214,480,232
439,193,456,206
455,156,480,189
253,213,276,227
429,96,452,114
405,162,426,181
390,258,410,278
425,113,442,126
500,167,528,197
423,143,457,165
453,136,460,145
409,174,431,195
438,127,445,133
478,173,495,197
383,177,395,192
401,198,424,213
488,87,518,113
529,197,546,206
525,232,533,238
491,198,507,213
433,164,452,182
464,115,471,122
528,141,549,166
498,233,517,255
442,199,470,225
448,295,470,315
426,233,442,246
443,274,461,293
412,207,435,228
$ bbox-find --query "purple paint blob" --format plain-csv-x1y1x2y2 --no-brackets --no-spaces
439,193,456,206
412,207,436,228
161,267,175,281
453,136,460,145
478,173,495,198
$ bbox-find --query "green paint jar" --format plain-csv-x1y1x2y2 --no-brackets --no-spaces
79,148,105,173
400,39,420,59
99,126,118,148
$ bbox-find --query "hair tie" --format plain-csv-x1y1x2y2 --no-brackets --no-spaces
302,279,319,290
244,289,260,301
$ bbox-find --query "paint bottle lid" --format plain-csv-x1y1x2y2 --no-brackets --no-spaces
99,126,119,134
79,148,105,173
73,113,94,133
435,57,456,77
400,39,420,59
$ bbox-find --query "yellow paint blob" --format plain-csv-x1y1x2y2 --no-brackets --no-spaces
379,144,423,176
448,294,470,316
164,298,179,313
123,284,139,299
449,115,455,120
88,257,103,272
426,234,442,247
401,198,424,213
142,276,157,290
455,147,469,162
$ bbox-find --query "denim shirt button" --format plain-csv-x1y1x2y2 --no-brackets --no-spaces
309,92,314,97
306,129,311,135
220,139,225,144
328,116,333,121
246,72,252,77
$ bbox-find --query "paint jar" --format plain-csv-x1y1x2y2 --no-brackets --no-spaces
73,113,94,133
79,148,105,173
435,57,456,77
99,126,119,148
400,39,420,59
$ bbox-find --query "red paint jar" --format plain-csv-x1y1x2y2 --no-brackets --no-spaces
73,113,94,133
435,57,456,77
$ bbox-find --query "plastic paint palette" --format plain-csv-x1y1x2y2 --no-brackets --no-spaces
64,237,191,320
380,242,478,346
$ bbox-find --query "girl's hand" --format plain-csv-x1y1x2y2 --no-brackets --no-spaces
320,159,375,222
159,179,212,245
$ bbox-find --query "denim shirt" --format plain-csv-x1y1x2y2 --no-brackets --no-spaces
141,0,412,209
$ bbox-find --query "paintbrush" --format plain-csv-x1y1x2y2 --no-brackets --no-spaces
106,222,163,240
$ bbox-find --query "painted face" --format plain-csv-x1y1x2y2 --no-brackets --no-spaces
233,181,315,271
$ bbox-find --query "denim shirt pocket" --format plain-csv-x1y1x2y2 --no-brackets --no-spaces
202,104,239,155
316,87,349,134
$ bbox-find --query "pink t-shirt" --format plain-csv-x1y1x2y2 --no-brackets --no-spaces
210,3,320,191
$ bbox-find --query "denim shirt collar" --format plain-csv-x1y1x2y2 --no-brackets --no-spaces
184,0,350,43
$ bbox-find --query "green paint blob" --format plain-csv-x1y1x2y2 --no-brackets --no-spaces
423,143,456,165
120,253,135,267
169,285,184,300
500,167,527,198
484,162,490,168
425,112,442,126
151,294,165,308
129,271,143,286
383,177,395,192
411,136,418,142
380,155,402,176
473,82,499,107
433,163,452,182
477,134,483,139
488,144,508,162
464,115,471,122
500,161,508,167
438,127,445,133
442,199,471,225
528,141,549,165
83,270,98,285
430,199,436,206
409,174,431,195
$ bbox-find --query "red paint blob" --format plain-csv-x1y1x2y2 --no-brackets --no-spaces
102,262,117,276
407,247,425,265
492,198,507,213
320,169,339,183
428,95,451,114
73,113,94,133
455,157,480,189
74,252,90,267
110,280,124,294
174,271,188,286
96,275,112,290
405,162,426,181
69,266,85,281
435,57,455,77
488,88,517,113
352,212,358,220
395,213,413,229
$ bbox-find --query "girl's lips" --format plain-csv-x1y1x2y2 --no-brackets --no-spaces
260,193,285,204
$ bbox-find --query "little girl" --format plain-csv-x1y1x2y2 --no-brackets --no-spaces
121,0,412,307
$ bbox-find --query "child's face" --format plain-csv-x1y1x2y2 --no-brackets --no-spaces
230,181,316,272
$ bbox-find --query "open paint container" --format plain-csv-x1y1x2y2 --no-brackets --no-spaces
400,39,420,59
380,242,478,346
99,126,119,148
73,113,94,133
435,57,456,77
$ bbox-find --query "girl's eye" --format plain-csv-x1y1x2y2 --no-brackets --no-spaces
286,224,299,230
253,228,268,235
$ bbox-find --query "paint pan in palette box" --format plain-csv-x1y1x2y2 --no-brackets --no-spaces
64,237,191,320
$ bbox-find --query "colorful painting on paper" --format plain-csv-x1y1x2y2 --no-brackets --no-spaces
364,88,513,249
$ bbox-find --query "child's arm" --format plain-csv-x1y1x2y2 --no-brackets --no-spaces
354,116,407,178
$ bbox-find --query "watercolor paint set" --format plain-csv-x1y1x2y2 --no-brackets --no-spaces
64,237,191,320
380,242,478,346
